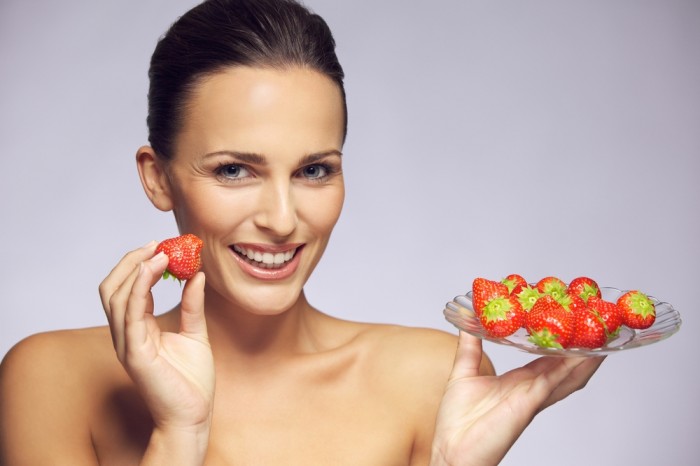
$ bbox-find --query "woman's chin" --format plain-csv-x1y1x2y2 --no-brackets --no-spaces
206,282,307,318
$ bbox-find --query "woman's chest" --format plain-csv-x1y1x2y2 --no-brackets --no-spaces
91,358,417,465
203,367,416,464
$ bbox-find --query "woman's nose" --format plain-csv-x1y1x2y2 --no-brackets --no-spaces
253,179,298,237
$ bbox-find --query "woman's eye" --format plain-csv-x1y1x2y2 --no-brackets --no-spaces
216,164,250,180
301,164,328,180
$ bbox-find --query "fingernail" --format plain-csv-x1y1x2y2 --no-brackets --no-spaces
152,251,168,262
141,240,157,249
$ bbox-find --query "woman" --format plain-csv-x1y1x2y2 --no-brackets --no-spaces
0,0,603,464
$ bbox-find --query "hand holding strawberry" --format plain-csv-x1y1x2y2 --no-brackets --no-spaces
98,240,214,450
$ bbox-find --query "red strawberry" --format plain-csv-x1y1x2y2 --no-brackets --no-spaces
471,278,509,316
501,274,528,295
525,295,574,349
155,233,203,282
568,276,601,303
570,306,607,349
558,292,587,314
479,294,525,338
535,276,568,302
617,290,656,329
515,285,542,312
587,296,623,336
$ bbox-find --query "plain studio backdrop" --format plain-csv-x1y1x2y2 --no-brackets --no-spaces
1,0,698,464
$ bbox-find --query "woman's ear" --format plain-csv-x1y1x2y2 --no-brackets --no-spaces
136,145,174,212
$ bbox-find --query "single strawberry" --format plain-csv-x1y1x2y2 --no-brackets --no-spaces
568,276,601,303
471,278,509,316
535,276,568,302
525,295,574,349
155,233,203,282
587,296,623,336
479,294,525,338
558,292,587,314
617,290,656,329
501,274,528,295
570,306,607,349
515,285,542,312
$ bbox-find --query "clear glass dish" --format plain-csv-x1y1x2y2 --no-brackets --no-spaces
443,287,682,357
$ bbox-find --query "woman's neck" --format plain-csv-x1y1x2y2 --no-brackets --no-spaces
198,287,325,363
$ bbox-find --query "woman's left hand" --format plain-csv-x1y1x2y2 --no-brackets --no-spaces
430,331,604,466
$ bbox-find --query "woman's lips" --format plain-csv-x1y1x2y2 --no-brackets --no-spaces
230,244,303,280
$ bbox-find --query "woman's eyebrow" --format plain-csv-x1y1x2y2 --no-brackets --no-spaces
202,150,267,165
299,150,343,165
202,149,342,165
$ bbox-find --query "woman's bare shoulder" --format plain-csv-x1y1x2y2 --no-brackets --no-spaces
0,326,119,463
1,325,115,375
350,322,495,379
0,325,120,411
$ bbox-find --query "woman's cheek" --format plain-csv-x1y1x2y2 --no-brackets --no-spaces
302,187,344,234
178,186,245,233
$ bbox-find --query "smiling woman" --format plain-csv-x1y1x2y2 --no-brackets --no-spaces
137,66,347,317
0,0,605,465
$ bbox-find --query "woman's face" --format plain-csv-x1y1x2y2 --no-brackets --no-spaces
161,66,345,315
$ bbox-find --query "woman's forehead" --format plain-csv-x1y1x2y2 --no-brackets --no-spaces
176,66,345,156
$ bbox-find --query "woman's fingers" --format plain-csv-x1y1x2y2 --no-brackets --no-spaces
179,272,208,341
123,252,169,366
515,355,605,412
539,356,605,410
106,262,143,357
448,331,484,381
98,241,161,360
99,241,157,314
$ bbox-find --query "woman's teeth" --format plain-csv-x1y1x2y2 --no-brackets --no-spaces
233,245,297,269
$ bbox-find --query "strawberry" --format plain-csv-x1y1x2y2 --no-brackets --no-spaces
479,294,525,338
568,276,601,303
155,233,203,282
617,290,656,329
515,285,542,312
570,306,607,349
535,276,568,302
558,292,587,314
471,278,509,316
501,274,528,295
587,296,623,336
525,295,574,349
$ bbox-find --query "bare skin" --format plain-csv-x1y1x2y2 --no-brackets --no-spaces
0,66,603,465
0,305,479,465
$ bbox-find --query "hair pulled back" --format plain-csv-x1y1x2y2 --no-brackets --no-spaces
147,0,347,159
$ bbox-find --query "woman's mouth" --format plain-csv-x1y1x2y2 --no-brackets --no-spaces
230,244,303,280
232,244,299,269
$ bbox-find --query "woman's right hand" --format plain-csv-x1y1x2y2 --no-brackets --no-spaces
99,242,215,453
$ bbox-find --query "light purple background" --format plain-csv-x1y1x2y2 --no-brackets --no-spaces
1,1,698,464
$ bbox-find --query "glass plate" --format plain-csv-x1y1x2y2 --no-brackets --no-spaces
444,287,682,357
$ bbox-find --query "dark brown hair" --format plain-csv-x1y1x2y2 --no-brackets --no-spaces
147,0,347,159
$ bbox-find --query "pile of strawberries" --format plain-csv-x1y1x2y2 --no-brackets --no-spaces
472,275,656,349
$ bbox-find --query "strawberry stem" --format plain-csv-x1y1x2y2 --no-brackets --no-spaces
528,329,564,349
161,269,183,286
